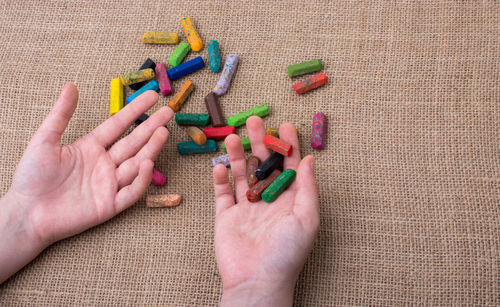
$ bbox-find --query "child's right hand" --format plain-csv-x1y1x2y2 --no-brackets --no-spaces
213,116,320,306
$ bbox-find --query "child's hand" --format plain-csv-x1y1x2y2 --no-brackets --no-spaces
213,116,319,306
0,83,172,283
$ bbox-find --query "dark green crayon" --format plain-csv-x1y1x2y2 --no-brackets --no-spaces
261,169,296,203
175,113,210,126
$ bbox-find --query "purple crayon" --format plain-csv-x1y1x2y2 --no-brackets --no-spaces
213,54,238,96
311,112,327,150
212,154,230,167
155,63,172,96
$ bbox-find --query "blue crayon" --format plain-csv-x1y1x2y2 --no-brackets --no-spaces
126,80,159,103
167,56,205,80
208,40,221,73
177,139,217,154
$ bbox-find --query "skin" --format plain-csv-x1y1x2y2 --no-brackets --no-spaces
0,85,320,307
214,116,320,306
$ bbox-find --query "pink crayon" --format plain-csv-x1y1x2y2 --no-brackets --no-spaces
311,112,327,150
155,63,172,96
151,168,167,186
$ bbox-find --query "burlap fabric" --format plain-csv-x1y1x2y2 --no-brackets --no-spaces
0,1,498,306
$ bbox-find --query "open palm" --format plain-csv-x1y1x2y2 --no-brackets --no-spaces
213,116,319,298
9,84,173,246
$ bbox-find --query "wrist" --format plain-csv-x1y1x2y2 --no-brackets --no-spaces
221,279,296,307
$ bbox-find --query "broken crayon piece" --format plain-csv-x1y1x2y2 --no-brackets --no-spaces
221,137,251,152
292,73,327,94
213,54,238,96
254,152,284,180
110,78,123,116
205,92,225,127
175,113,210,126
130,58,157,90
146,194,182,207
267,128,279,138
247,169,282,202
246,155,261,187
168,80,194,112
187,126,207,145
311,112,327,150
264,135,293,156
177,139,217,154
167,56,205,80
212,154,230,167
168,42,191,67
262,169,296,203
203,126,235,140
208,40,221,72
181,17,203,52
227,104,270,127
155,63,172,96
152,169,167,186
142,32,179,44
287,59,322,78
120,68,155,86
126,80,159,104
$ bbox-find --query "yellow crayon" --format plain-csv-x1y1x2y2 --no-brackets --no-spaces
181,17,203,52
110,78,123,116
267,127,299,137
168,80,194,112
120,68,155,86
141,32,179,44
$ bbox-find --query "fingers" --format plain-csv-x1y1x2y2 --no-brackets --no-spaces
33,83,79,145
247,116,271,162
293,155,319,232
114,159,154,213
279,123,301,170
108,106,172,165
115,126,168,189
213,164,235,216
225,134,249,202
91,90,159,148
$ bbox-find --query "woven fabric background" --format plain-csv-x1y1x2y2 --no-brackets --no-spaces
0,1,498,306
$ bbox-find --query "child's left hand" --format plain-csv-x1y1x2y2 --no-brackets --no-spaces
0,83,172,283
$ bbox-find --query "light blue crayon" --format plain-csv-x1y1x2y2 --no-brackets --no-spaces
126,80,159,103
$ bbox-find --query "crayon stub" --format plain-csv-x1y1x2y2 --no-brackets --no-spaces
135,114,150,126
168,80,194,112
168,42,191,67
262,169,296,203
267,128,279,138
311,112,327,150
178,139,217,154
155,63,172,96
181,17,203,52
292,73,327,94
254,152,284,180
152,169,167,186
227,104,270,127
247,169,282,202
167,56,205,80
212,154,230,167
175,113,210,126
205,92,225,127
110,78,123,116
187,126,207,145
222,137,251,152
213,54,239,96
264,135,293,156
246,155,261,187
120,68,155,86
146,194,182,208
126,80,159,104
130,58,157,90
142,32,179,44
287,59,322,78
208,40,221,72
203,126,236,140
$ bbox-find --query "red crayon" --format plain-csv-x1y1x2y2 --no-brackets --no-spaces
203,126,236,140
264,135,293,156
292,73,327,94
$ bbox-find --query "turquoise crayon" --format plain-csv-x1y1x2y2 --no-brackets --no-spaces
126,80,159,103
178,139,217,154
208,40,221,72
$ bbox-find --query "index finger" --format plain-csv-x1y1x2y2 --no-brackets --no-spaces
91,90,159,147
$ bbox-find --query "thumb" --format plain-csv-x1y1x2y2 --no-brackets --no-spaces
293,155,320,232
32,83,79,145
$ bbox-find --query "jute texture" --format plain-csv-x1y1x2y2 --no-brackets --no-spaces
0,1,498,305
